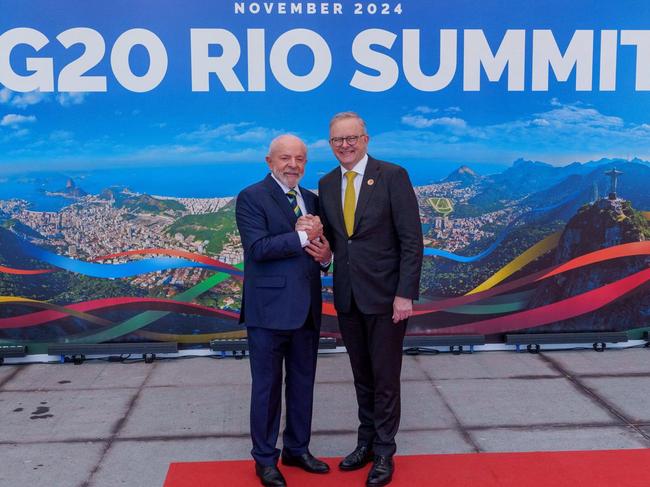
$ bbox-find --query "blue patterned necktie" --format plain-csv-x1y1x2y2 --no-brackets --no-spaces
286,189,302,217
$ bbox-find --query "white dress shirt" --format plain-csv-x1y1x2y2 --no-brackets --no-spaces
270,172,309,247
340,153,368,209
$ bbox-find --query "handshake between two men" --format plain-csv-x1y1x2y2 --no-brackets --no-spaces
237,115,423,487
296,214,332,266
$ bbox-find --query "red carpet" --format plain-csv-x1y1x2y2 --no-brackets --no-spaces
164,449,650,486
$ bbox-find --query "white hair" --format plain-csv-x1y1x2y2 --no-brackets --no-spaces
267,134,307,157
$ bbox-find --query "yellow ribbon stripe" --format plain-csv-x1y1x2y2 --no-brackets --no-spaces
467,231,562,295
0,296,41,304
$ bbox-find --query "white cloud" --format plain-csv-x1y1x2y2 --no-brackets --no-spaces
401,115,434,129
1,114,36,127
24,130,75,149
0,88,49,108
229,127,282,143
433,117,468,129
401,114,468,130
484,103,626,143
50,130,74,141
179,122,253,142
57,92,88,106
414,105,438,114
0,88,11,104
10,91,48,108
123,144,264,163
179,122,282,144
539,105,622,129
402,101,640,145
445,106,462,113
388,100,650,166
0,127,30,143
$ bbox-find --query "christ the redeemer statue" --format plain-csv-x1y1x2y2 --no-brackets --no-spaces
605,168,623,200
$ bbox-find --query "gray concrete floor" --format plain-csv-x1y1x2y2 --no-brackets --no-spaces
1,348,650,486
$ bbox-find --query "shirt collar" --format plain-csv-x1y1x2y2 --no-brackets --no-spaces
340,153,368,178
270,172,302,197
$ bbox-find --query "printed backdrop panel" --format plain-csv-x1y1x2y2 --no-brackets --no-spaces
0,0,649,352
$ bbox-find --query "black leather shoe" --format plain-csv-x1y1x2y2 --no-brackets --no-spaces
255,463,286,487
339,445,374,471
281,451,330,474
366,455,394,486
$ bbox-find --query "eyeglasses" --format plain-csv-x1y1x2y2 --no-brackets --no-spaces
329,135,366,147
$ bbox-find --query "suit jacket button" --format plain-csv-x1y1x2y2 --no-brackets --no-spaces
347,239,351,244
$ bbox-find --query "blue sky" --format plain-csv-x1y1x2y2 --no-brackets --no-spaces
1,0,650,175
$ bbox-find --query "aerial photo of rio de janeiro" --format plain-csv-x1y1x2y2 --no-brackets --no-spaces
2,103,649,350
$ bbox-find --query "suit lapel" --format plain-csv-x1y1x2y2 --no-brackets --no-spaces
264,173,297,225
353,156,380,234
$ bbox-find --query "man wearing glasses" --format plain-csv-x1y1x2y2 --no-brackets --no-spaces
316,112,423,486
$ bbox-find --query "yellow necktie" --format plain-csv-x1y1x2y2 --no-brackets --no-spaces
343,171,357,236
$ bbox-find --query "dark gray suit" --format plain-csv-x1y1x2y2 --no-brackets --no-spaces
318,156,423,456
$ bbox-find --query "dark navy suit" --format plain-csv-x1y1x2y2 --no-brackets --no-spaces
236,173,323,466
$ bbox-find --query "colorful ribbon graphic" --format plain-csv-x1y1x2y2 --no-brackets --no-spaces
0,265,54,275
1,208,648,349
1,241,243,278
0,268,241,353
0,297,113,327
91,248,241,274
467,231,562,294
420,267,650,336
0,296,239,329
322,241,649,317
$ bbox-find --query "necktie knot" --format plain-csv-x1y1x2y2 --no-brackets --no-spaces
345,171,357,183
286,189,297,198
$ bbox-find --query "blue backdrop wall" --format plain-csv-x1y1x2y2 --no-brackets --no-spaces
1,0,649,353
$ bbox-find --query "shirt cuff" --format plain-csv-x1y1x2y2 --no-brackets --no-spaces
298,230,309,247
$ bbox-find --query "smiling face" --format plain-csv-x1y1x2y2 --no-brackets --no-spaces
329,117,369,170
265,135,307,188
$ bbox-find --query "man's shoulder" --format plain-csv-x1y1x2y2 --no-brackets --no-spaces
238,178,270,198
371,157,407,175
319,166,340,186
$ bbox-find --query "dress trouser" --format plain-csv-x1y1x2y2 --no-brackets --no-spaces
337,295,407,457
247,313,319,466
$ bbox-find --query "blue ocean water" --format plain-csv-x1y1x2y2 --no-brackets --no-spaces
0,175,76,212
0,161,504,210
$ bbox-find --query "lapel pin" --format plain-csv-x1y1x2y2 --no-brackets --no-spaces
367,179,375,186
